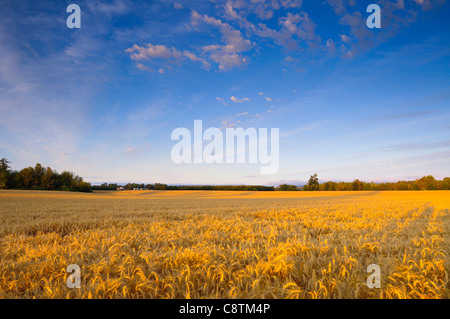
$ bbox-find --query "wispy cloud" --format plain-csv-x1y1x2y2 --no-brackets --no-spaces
87,0,129,17
230,96,250,103
360,109,442,123
191,10,252,71
125,42,210,71
400,88,450,108
381,140,450,153
123,142,151,157
281,121,332,138
216,97,229,105
216,110,264,129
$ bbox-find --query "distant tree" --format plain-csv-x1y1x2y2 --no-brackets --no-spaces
91,183,120,190
33,163,45,187
19,167,34,188
417,175,437,190
41,167,56,190
124,183,145,190
0,158,10,172
108,183,118,190
0,170,7,189
278,184,298,191
352,179,364,191
307,174,319,191
442,177,450,190
323,181,337,191
7,171,21,189
154,183,167,190
59,171,74,190
76,180,92,192
362,182,371,191
0,158,11,189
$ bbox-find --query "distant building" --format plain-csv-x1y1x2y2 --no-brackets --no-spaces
116,187,125,190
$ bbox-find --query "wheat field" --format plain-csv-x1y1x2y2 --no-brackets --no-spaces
0,190,448,299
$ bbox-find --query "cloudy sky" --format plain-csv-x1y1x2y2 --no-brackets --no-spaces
0,0,449,185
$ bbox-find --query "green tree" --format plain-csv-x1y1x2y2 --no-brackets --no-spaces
417,175,437,190
442,177,450,190
0,158,11,189
59,171,74,189
154,183,167,190
0,158,10,172
0,171,7,189
352,179,364,191
33,163,45,187
19,167,34,188
323,181,337,191
41,167,56,190
278,184,297,191
307,173,319,191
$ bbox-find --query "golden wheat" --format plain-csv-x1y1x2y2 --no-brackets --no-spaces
0,190,448,299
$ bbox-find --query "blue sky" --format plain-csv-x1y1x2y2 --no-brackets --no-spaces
0,0,449,185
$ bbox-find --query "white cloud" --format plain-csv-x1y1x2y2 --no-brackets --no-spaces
216,97,229,105
282,56,300,63
230,96,250,103
126,42,210,71
326,38,336,54
224,1,319,51
123,143,151,157
87,0,129,17
339,34,350,43
225,0,303,21
216,110,265,129
126,43,183,61
136,63,153,72
253,11,320,50
183,50,211,70
191,10,252,71
412,0,442,11
327,0,347,15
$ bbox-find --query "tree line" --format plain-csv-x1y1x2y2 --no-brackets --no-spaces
0,158,92,192
94,174,450,192
278,173,450,191
93,183,275,191
2,157,448,193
